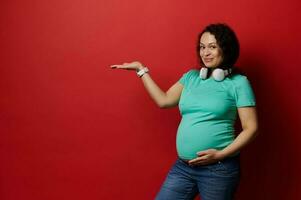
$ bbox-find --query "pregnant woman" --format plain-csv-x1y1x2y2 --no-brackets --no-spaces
110,23,258,200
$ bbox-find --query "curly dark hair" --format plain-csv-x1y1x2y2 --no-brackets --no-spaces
197,23,240,70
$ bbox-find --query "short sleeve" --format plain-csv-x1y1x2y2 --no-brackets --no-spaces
234,76,256,107
178,70,196,86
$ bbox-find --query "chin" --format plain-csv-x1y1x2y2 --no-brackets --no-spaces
204,64,217,68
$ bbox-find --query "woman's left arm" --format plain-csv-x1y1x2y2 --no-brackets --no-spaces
189,107,258,166
218,107,258,158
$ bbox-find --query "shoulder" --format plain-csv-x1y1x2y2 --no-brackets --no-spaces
225,74,255,96
179,69,199,85
182,69,199,79
228,74,251,86
184,69,199,76
229,73,248,81
228,74,255,97
228,74,256,106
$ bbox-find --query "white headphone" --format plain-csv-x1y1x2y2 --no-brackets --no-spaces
200,67,232,81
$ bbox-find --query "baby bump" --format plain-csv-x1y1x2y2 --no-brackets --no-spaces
176,120,234,160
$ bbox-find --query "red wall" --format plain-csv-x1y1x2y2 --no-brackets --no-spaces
1,0,301,199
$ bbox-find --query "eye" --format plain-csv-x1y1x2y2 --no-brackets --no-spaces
209,45,217,49
199,46,205,50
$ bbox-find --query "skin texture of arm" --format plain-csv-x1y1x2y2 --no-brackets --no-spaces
140,73,183,108
110,61,183,108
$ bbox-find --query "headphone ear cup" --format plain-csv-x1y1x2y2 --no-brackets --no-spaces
212,68,225,81
200,68,208,79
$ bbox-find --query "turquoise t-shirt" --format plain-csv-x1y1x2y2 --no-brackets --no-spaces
177,69,256,160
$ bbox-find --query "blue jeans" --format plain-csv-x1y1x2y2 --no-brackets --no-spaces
155,156,240,200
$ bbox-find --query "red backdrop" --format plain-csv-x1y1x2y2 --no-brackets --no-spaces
1,0,301,199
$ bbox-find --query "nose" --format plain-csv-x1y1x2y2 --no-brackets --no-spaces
200,47,211,57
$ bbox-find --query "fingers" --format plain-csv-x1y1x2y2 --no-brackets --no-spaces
188,158,199,166
109,62,137,70
188,158,213,166
196,151,207,157
109,61,144,72
110,64,128,70
110,64,123,69
188,155,208,165
188,149,218,166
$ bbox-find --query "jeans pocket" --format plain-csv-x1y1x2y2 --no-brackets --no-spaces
209,159,240,177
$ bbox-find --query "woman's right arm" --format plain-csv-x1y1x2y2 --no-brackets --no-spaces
110,61,183,109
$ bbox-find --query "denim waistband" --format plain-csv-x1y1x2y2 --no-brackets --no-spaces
179,155,240,166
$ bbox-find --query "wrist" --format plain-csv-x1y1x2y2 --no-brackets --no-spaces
133,61,144,71
216,150,227,160
137,65,144,71
136,67,149,77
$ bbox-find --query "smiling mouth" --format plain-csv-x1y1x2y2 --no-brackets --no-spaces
203,58,213,62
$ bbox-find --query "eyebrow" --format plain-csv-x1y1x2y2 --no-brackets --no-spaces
199,42,217,45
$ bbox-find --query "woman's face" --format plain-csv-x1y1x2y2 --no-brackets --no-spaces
199,32,223,68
